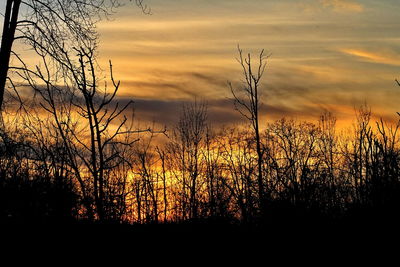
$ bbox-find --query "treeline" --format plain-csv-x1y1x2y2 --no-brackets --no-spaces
1,100,400,225
1,42,399,226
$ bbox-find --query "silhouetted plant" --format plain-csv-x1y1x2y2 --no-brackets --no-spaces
229,46,269,218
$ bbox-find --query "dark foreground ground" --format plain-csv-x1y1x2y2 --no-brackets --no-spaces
1,215,398,265
3,213,399,245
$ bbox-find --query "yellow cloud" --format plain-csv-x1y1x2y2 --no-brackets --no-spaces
340,49,400,66
320,0,364,13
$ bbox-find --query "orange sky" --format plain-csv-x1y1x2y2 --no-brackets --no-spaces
7,0,400,129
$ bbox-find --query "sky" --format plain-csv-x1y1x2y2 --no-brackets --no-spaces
5,0,400,129
94,0,400,128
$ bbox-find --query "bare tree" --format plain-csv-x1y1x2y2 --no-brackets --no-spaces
0,0,148,119
167,101,208,220
229,46,269,216
130,133,161,223
202,126,230,219
15,43,159,221
317,112,341,211
219,127,258,223
156,146,169,222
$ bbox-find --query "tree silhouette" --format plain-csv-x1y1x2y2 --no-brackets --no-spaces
1,36,400,231
229,46,269,218
0,0,148,125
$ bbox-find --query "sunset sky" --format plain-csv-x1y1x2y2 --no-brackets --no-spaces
93,0,400,127
9,0,400,128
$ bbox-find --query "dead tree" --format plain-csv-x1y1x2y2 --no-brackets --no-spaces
0,0,21,113
167,101,208,220
229,46,268,216
130,133,161,223
218,127,258,223
0,0,148,119
14,43,158,221
156,146,169,222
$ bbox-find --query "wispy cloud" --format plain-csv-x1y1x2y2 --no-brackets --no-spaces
340,49,400,66
93,0,399,128
320,0,364,13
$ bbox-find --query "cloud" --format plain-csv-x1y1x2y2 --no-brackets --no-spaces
113,96,352,128
122,80,199,98
117,68,232,101
115,97,242,126
319,0,364,13
340,49,400,66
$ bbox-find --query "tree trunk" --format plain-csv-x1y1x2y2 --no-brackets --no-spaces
0,0,21,112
